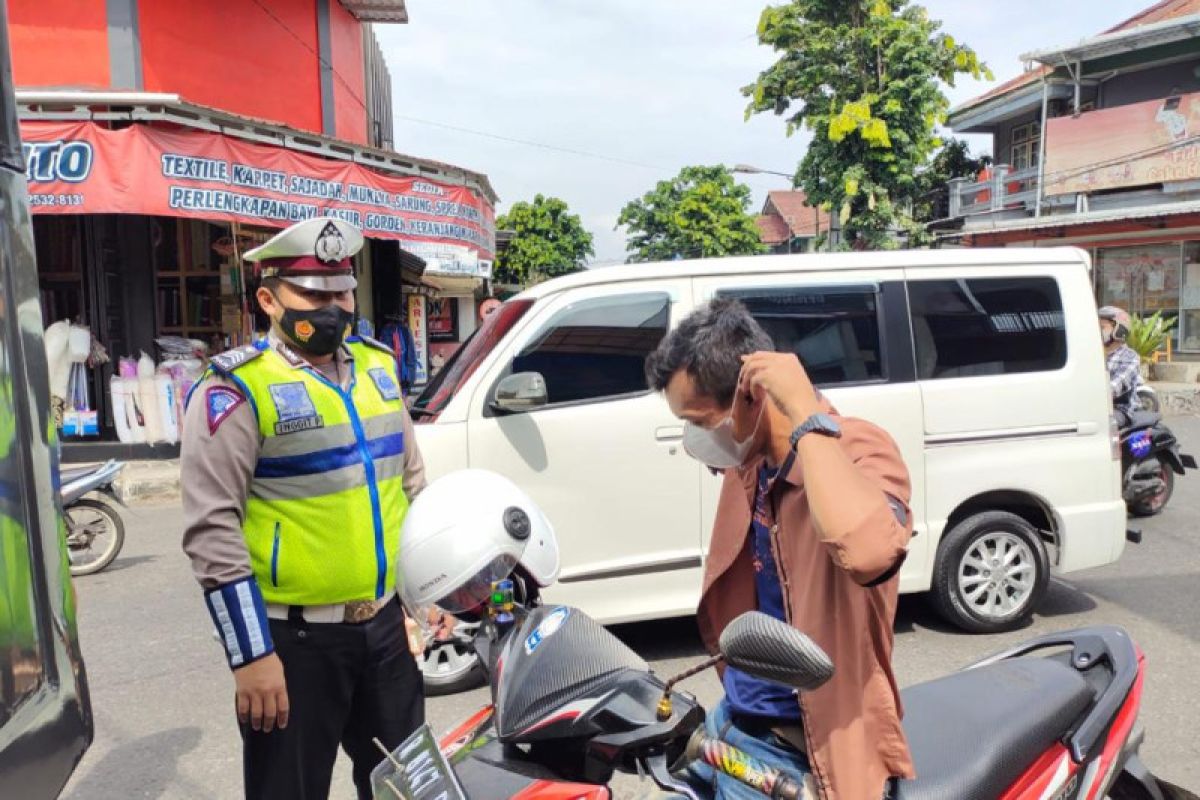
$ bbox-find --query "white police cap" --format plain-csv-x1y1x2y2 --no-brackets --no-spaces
243,217,363,292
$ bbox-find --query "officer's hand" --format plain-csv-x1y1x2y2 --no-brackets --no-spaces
234,653,289,733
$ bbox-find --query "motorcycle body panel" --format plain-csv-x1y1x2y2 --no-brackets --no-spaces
434,611,1174,800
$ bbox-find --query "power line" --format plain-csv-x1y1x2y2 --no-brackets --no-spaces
393,114,673,172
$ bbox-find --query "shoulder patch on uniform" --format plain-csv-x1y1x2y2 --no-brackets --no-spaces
210,345,264,374
206,386,246,434
368,367,401,401
354,335,395,356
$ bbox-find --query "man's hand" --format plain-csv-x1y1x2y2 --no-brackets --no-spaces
234,653,289,733
739,352,821,424
404,614,425,657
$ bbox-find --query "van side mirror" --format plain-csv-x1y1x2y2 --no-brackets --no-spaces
491,372,549,414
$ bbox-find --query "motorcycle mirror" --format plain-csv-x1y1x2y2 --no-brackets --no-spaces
719,612,834,692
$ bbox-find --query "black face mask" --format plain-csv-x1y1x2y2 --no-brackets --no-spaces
275,301,354,356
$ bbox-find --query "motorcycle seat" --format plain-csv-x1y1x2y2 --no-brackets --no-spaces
893,658,1093,800
1124,410,1161,431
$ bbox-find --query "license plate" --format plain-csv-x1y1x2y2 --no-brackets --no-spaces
371,724,468,800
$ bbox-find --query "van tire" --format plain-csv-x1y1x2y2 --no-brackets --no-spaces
932,511,1050,634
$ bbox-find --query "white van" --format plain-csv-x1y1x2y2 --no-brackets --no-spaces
412,248,1125,649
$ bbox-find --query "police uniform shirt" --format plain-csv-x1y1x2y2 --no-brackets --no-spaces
181,332,427,591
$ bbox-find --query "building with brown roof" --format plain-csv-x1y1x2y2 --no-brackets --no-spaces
754,190,832,253
935,0,1200,352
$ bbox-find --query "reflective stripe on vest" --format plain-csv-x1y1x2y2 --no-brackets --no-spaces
231,341,409,606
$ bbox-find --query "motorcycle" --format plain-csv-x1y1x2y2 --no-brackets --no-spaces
1136,385,1160,414
1120,411,1196,517
372,581,1194,800
60,459,127,576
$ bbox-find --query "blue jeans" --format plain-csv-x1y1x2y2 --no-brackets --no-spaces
683,700,815,799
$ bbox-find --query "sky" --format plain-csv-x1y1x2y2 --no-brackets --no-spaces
375,0,1154,265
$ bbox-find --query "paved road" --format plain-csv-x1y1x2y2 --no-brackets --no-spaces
63,418,1200,798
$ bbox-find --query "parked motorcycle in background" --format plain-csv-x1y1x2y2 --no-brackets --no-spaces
61,460,126,576
1120,411,1195,517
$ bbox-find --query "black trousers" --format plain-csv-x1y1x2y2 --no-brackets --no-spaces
242,596,424,800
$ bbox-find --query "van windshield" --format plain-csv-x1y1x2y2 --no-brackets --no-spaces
411,298,535,420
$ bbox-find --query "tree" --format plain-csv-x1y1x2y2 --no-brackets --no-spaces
618,165,765,262
744,0,991,249
911,137,991,236
494,194,594,286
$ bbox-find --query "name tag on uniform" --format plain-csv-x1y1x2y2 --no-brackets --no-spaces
269,382,324,435
368,367,401,401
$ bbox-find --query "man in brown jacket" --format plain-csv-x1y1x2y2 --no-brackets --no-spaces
646,299,915,800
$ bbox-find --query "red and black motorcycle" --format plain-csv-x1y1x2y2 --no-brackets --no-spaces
374,594,1194,800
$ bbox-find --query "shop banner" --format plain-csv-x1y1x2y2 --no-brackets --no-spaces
20,121,495,257
407,295,429,385
1044,92,1200,196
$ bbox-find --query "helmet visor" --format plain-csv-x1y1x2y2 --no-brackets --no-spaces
435,552,521,615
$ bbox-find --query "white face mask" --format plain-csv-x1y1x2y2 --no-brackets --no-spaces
682,410,763,469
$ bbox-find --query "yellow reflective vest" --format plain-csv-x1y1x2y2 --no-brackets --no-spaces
211,338,410,606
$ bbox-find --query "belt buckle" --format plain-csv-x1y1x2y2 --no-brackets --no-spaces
343,599,381,624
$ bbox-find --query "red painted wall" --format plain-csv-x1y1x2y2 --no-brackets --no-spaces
330,1,367,144
138,1,323,133
9,1,110,89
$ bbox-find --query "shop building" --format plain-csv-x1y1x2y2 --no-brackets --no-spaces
9,1,498,456
934,0,1200,352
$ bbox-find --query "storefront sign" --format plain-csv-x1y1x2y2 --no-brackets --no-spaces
404,241,494,279
427,298,459,342
20,121,495,258
1044,92,1200,196
407,294,429,385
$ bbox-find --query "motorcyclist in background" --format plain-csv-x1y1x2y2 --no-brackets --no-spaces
1100,306,1143,425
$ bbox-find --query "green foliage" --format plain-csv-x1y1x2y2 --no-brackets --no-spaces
1128,312,1177,362
744,0,991,249
908,138,992,245
618,165,766,262
494,194,595,286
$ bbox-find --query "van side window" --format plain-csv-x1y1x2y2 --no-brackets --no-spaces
908,277,1067,380
719,286,884,386
512,293,670,406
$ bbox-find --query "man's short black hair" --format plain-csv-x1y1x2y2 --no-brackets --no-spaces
645,298,774,407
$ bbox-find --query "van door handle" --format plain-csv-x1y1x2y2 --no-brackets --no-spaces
655,426,684,442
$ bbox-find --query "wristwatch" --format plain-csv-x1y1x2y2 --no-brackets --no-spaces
790,413,842,450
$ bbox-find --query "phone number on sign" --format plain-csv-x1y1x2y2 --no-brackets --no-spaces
29,194,85,207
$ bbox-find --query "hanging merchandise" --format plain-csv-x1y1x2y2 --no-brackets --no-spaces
68,324,91,363
110,375,133,443
137,352,165,444
61,323,99,437
117,357,146,443
156,373,180,444
44,320,71,400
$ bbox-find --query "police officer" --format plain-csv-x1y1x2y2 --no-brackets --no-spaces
181,217,427,800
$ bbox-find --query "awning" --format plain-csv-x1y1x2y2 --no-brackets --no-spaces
1021,13,1200,67
19,119,496,260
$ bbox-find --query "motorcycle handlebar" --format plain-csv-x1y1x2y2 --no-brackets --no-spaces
684,729,803,800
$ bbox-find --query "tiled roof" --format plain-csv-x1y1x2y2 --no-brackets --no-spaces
764,190,831,237
755,214,791,244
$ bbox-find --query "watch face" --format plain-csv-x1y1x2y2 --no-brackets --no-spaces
813,413,840,433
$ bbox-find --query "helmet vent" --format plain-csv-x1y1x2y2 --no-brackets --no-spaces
504,507,531,540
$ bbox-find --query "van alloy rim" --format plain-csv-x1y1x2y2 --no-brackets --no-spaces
958,532,1036,619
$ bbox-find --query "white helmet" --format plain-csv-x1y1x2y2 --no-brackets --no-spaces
399,469,560,615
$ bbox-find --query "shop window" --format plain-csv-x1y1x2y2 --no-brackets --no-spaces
718,285,884,386
909,277,1067,379
1095,244,1182,349
1181,243,1200,351
511,293,669,406
1010,121,1041,172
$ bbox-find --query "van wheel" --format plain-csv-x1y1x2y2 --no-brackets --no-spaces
932,511,1049,634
